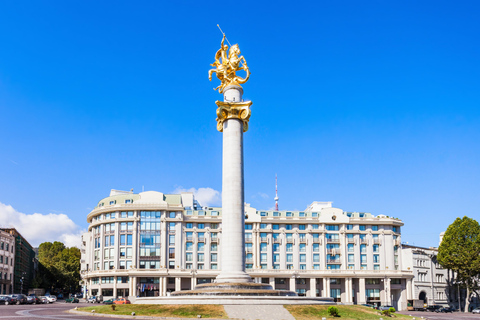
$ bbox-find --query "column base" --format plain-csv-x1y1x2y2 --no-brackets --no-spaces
215,271,253,284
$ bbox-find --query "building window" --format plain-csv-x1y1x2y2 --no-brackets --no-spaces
372,225,378,231
211,243,217,251
326,225,339,231
260,223,267,229
286,224,292,230
359,225,366,231
313,243,319,252
245,224,252,230
299,224,306,230
272,224,279,230
286,254,293,262
260,243,267,252
346,224,353,230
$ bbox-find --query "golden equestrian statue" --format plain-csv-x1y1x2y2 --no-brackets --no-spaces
208,29,250,93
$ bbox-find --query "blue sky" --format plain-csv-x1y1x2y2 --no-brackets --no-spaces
0,1,479,247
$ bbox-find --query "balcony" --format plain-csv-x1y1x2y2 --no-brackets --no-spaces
326,238,340,243
312,237,321,243
360,238,368,244
373,239,381,244
347,238,355,243
286,238,294,243
326,250,340,255
326,259,341,264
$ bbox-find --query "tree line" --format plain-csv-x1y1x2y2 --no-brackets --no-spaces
32,241,81,294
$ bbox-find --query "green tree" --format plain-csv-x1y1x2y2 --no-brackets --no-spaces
438,216,480,312
37,241,80,293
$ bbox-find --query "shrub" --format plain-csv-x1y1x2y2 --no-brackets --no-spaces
327,306,339,317
110,304,116,311
389,307,396,313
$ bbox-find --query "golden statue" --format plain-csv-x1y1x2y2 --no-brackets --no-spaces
209,33,250,93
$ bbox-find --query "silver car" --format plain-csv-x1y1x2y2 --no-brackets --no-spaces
472,308,480,314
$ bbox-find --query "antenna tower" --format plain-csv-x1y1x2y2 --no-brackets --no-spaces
274,174,279,211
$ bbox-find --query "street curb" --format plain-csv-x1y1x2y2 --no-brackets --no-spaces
68,309,228,320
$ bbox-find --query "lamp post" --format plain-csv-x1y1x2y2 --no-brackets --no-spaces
20,271,26,294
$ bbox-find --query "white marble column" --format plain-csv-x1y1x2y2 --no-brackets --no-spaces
175,277,181,292
289,277,296,293
309,278,317,297
358,278,366,304
216,86,252,284
406,278,412,300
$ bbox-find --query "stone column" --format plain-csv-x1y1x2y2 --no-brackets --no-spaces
406,278,412,300
345,278,353,304
358,278,366,304
309,278,317,297
215,86,252,284
175,277,181,292
269,277,275,290
130,276,137,298
161,277,167,296
289,277,296,293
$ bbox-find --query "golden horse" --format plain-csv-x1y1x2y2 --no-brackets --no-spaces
209,36,250,93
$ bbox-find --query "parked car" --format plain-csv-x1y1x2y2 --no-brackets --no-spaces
45,295,57,303
102,298,117,305
436,307,454,313
26,295,41,304
87,295,102,303
65,297,79,303
114,298,131,305
378,305,395,311
74,293,83,298
472,307,480,314
10,294,27,305
426,305,442,312
0,296,16,305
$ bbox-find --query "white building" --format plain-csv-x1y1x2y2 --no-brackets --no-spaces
0,229,15,294
81,189,414,310
401,245,449,307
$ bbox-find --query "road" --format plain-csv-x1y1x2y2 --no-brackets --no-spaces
3,302,480,320
398,310,480,320
0,302,98,320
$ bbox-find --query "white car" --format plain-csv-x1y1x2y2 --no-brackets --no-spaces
472,308,480,314
45,295,57,303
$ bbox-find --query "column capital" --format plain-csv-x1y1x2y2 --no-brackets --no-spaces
215,101,252,132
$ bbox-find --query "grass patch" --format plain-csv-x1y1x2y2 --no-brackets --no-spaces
284,305,415,320
78,304,228,318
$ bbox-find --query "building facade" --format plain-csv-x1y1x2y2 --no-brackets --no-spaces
1,228,35,294
401,245,449,308
81,190,414,310
0,230,15,294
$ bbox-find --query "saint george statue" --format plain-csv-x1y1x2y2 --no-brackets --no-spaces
208,34,250,93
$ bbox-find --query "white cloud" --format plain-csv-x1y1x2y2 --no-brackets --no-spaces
172,187,222,207
0,202,84,248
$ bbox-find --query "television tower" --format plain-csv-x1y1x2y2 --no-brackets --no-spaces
275,174,279,211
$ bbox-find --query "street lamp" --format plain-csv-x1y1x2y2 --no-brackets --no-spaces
20,271,26,294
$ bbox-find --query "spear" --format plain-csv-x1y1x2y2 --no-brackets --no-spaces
217,24,232,47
